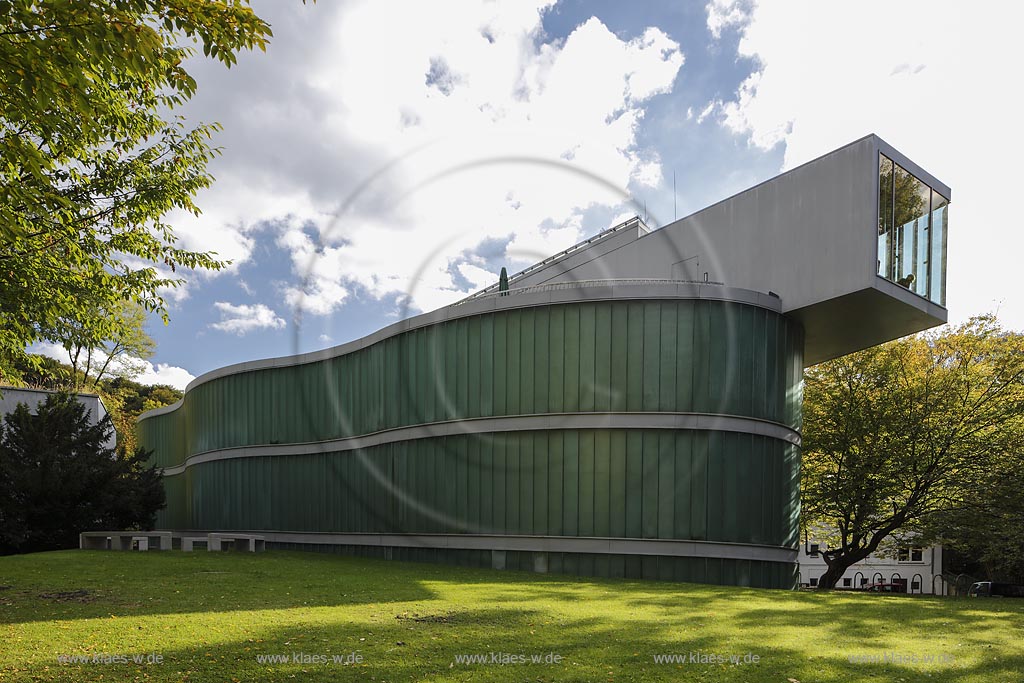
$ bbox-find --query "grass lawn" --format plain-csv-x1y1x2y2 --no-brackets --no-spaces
1,550,1022,682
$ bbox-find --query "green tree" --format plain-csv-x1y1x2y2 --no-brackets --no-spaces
0,392,165,554
1,352,71,390
0,0,288,383
102,376,181,454
922,448,1024,583
51,299,156,390
801,315,1024,589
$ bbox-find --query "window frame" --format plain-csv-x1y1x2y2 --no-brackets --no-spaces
897,546,925,563
876,152,948,307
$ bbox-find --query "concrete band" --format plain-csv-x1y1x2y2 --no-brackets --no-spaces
159,411,801,476
164,529,798,564
142,282,781,420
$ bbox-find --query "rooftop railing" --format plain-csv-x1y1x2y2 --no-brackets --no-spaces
453,277,727,305
457,215,651,304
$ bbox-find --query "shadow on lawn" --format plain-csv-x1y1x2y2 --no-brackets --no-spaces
36,607,734,683
4,551,1024,682
623,588,1024,682
26,602,1024,683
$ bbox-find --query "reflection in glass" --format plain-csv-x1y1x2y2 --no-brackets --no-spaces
914,205,929,299
878,155,894,277
930,193,948,306
875,153,949,307
893,164,930,297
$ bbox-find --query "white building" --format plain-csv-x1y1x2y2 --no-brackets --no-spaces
0,386,117,452
798,540,946,594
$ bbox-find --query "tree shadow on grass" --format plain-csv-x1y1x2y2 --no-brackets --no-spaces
15,600,1024,683
624,587,1024,682
17,606,735,682
4,551,1024,682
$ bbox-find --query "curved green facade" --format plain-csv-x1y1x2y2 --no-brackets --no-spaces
139,293,804,588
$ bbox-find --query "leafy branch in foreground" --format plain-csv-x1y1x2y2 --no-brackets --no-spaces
0,1,304,382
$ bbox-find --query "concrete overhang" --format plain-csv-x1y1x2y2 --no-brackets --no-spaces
791,277,948,367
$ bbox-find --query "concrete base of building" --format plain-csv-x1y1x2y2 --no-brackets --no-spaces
267,541,798,589
161,529,798,589
79,531,172,551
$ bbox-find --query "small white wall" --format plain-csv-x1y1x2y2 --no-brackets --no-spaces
0,387,117,452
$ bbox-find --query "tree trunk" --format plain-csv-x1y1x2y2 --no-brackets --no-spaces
817,560,857,589
815,529,899,589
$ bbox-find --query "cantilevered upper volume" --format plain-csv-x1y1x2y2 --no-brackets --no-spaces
466,134,950,365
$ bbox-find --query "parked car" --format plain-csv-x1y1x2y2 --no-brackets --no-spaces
862,583,906,593
968,582,1024,598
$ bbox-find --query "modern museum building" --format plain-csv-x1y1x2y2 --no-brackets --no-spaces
137,134,950,588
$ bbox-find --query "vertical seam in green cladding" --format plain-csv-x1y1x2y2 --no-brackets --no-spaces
142,298,802,588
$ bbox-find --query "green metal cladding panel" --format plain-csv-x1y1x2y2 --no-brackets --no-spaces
160,429,800,548
138,299,803,469
139,297,804,588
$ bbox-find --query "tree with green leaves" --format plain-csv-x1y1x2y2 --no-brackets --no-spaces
922,447,1024,583
52,299,156,390
0,0,293,384
800,315,1024,589
0,392,165,554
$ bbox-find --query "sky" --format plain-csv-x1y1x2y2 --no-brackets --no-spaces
38,0,1024,389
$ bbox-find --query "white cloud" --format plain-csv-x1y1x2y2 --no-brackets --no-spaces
695,99,719,124
458,263,499,290
210,302,286,335
175,1,684,315
165,174,332,272
307,9,684,313
706,0,752,40
29,342,195,391
277,224,353,315
714,1,1024,330
284,278,351,317
156,281,192,305
134,363,195,391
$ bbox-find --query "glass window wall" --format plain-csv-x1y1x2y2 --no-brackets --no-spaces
930,193,949,306
877,155,893,278
877,154,948,306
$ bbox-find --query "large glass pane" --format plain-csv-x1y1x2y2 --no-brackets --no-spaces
877,155,894,277
914,209,929,299
892,164,930,297
930,192,949,306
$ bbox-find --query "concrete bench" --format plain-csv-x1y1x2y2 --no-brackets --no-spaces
181,536,209,552
207,533,265,552
79,531,172,551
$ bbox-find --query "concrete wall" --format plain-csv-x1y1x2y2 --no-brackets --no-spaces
513,137,877,313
